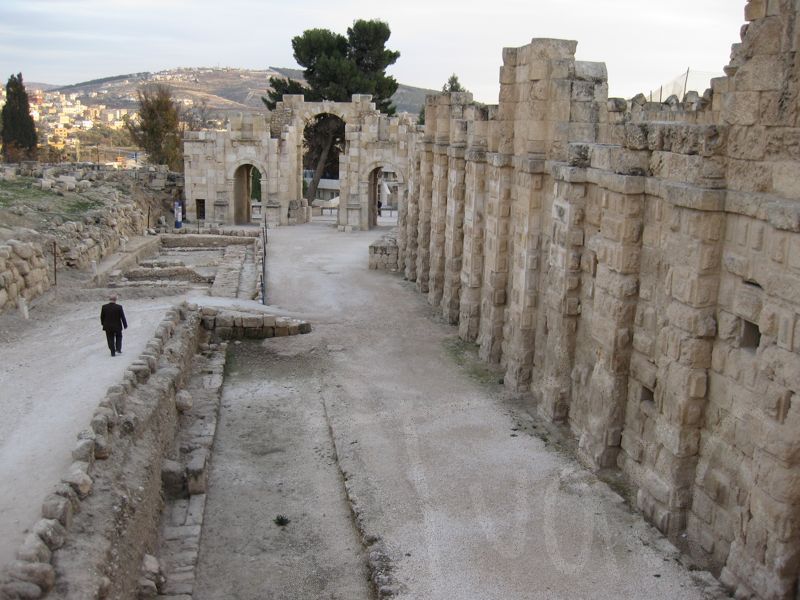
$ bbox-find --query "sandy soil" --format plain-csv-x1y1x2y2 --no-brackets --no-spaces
192,220,723,599
0,292,183,567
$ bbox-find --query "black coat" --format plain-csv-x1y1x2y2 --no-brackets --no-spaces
100,302,128,333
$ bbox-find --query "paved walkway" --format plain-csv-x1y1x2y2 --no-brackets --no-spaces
195,221,721,599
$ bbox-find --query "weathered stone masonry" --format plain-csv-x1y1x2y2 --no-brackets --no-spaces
184,96,413,231
393,3,800,598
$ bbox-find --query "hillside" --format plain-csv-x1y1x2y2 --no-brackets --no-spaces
50,67,436,116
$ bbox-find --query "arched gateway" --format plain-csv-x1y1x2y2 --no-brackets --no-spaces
183,95,414,230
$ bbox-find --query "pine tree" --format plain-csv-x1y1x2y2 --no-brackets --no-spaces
442,74,467,93
126,84,183,171
262,20,400,202
1,73,38,162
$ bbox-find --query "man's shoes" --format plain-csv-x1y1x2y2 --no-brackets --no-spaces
117,350,122,355
111,353,116,357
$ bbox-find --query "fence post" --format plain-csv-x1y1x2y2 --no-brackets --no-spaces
261,224,268,305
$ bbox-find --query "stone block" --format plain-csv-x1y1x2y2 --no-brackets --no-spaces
186,451,208,495
241,315,262,328
0,580,43,599
215,314,234,328
32,519,66,551
61,469,92,499
162,460,185,499
41,494,72,528
4,560,54,592
175,390,193,412
15,533,51,563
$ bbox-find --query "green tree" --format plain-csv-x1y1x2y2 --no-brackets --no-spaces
1,73,38,162
442,73,467,93
126,84,183,171
263,19,400,202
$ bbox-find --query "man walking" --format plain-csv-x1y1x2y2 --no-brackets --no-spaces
100,294,127,357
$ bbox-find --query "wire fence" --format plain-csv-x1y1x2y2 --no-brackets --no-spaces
645,68,722,102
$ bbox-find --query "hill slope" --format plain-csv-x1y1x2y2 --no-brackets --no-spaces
51,67,436,116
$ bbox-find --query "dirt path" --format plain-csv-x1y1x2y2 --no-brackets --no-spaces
194,221,722,599
194,338,371,600
0,293,182,567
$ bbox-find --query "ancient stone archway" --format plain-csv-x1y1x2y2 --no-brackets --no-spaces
230,160,267,225
184,95,415,230
363,162,407,228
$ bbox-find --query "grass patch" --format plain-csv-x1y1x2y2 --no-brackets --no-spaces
0,178,57,207
0,178,103,216
442,336,501,386
273,514,290,527
63,197,103,214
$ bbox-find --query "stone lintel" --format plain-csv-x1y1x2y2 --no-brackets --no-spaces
725,191,800,232
550,163,587,183
465,148,487,163
447,146,467,159
586,168,646,195
649,180,726,212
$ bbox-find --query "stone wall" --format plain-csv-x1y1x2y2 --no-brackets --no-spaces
392,3,800,598
0,241,50,313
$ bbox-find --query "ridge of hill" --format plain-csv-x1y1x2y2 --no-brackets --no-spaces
46,67,436,116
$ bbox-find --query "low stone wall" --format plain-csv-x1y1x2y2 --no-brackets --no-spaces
199,308,311,339
167,229,261,241
0,241,51,313
0,304,311,599
368,231,400,272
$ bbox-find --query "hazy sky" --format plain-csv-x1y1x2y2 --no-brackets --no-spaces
0,0,744,102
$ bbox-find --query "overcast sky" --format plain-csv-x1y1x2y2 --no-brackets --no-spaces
0,0,744,102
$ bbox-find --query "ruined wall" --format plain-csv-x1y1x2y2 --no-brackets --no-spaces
0,165,179,313
395,2,800,598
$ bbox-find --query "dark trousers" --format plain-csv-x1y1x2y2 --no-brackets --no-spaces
105,330,123,355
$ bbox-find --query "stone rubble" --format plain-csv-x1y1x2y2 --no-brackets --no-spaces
368,230,400,272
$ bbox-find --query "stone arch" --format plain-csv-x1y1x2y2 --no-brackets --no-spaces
229,159,268,225
361,160,408,228
293,108,351,221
